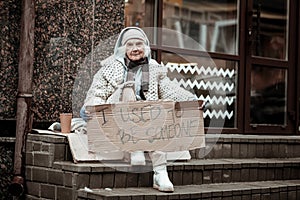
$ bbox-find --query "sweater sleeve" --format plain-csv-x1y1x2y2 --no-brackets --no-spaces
84,67,110,106
157,67,197,101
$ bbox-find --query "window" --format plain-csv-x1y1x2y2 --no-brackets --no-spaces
250,66,287,125
125,0,240,130
250,0,289,60
162,0,239,55
161,53,238,129
124,0,298,134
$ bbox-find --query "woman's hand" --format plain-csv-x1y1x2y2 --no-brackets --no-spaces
80,106,92,121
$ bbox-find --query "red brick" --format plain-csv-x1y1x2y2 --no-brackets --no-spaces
57,186,75,200
126,173,139,187
33,152,54,167
26,181,41,197
192,170,203,185
63,171,73,187
90,174,103,188
32,167,48,183
48,169,64,185
102,173,115,188
41,183,56,199
138,172,151,187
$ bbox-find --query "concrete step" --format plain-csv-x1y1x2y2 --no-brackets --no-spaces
42,158,300,189
191,134,300,159
76,180,300,200
26,134,300,163
24,133,300,200
26,133,300,163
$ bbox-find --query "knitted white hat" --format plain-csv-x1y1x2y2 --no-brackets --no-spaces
121,28,147,45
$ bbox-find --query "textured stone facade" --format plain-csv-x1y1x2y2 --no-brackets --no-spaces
0,139,14,199
0,0,124,123
0,1,124,198
0,0,21,120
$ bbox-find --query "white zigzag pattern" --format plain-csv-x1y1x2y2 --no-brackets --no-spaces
198,95,234,106
171,78,235,92
203,110,233,119
164,62,235,78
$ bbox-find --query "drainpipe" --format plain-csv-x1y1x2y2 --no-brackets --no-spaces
8,0,35,196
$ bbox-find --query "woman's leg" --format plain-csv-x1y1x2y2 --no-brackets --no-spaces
130,151,146,165
149,151,174,192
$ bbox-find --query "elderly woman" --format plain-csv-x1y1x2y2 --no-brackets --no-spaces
81,27,196,192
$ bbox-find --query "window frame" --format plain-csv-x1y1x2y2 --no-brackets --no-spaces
128,0,299,135
152,0,244,134
244,0,297,134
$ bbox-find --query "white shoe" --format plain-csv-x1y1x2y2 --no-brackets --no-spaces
130,151,146,165
153,165,174,192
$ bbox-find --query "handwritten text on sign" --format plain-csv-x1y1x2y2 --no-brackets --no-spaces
87,101,205,152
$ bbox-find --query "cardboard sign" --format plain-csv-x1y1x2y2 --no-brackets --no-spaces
86,100,205,153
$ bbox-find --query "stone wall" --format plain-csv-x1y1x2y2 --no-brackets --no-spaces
0,1,124,198
0,0,21,120
0,0,124,124
0,139,15,199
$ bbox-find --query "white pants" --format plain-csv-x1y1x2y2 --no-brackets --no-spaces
149,151,167,167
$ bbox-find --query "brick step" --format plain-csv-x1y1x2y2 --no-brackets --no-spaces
24,132,300,200
191,134,300,159
30,158,299,190
76,180,300,200
25,133,300,164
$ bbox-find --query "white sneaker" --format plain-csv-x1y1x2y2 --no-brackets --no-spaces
153,165,174,192
130,151,146,165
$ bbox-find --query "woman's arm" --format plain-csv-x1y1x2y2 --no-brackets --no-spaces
80,68,111,121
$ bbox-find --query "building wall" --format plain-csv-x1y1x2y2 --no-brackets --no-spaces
0,0,21,121
0,140,14,199
0,0,124,197
0,0,125,124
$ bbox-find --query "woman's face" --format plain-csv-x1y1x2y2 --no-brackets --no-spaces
125,39,145,61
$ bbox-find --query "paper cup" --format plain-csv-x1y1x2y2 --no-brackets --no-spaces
60,113,72,133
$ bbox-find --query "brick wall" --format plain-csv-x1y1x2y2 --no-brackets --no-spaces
25,134,75,199
24,132,300,199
